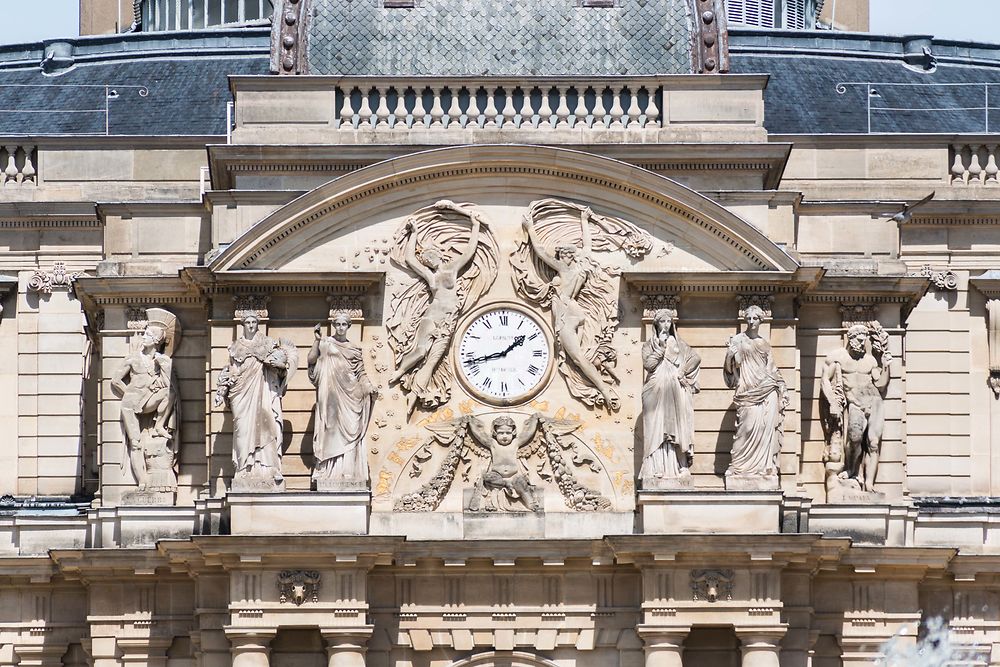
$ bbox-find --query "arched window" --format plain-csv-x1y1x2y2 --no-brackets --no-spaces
141,0,273,32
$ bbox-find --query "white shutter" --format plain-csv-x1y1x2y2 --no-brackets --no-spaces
727,0,776,28
783,0,808,29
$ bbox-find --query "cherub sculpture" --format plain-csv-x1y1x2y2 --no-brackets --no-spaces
464,414,544,512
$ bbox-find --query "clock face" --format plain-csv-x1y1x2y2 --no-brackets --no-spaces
457,307,552,405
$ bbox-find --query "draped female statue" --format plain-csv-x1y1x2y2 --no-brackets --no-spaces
308,314,378,490
723,305,787,490
639,308,701,488
214,314,298,491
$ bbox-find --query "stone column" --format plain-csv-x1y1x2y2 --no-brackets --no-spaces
321,629,372,667
228,631,275,667
117,637,171,667
637,628,688,667
736,631,784,667
11,644,66,667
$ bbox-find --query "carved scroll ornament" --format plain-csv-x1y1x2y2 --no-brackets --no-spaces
27,262,80,294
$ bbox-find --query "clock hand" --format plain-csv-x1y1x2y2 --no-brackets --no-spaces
464,336,528,365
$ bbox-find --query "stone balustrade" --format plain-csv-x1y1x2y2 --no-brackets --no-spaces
335,78,662,131
950,143,1000,185
1,144,37,187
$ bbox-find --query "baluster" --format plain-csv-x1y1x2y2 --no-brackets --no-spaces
592,86,608,128
338,87,355,129
554,86,570,128
483,87,499,129
951,147,967,184
374,86,391,128
608,86,625,128
969,144,984,184
412,86,427,128
466,86,481,128
501,88,517,129
21,147,36,184
519,87,534,129
538,86,554,128
446,87,462,128
393,87,408,128
573,87,588,129
644,86,660,128
429,86,445,128
3,146,17,185
985,144,999,185
625,86,641,129
357,87,374,129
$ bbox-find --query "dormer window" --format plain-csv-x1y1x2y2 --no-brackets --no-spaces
141,0,273,31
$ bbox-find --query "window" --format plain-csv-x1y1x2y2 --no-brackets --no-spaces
141,0,271,31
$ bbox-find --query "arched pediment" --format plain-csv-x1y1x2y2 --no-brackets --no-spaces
210,145,798,274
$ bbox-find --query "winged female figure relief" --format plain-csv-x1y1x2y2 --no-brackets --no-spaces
387,201,498,415
511,199,652,411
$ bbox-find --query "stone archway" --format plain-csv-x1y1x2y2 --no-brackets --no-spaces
449,651,563,667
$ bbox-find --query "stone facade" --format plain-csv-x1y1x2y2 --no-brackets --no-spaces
1,5,1000,667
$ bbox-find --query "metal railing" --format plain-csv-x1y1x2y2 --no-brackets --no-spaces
836,81,1000,134
0,84,149,136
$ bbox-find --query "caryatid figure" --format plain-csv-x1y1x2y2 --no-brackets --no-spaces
820,322,892,495
308,314,378,489
639,308,701,487
110,307,181,492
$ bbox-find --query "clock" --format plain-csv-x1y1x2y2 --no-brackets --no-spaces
456,305,553,405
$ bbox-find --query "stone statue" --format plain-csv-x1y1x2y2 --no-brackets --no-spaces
110,308,182,496
639,308,701,488
723,305,787,490
820,321,892,500
387,200,498,415
465,414,544,512
307,314,378,490
214,314,298,492
512,199,652,411
395,412,612,513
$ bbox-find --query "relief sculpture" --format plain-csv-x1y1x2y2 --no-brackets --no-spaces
639,308,701,488
512,199,652,411
723,305,787,491
308,314,378,491
214,314,299,492
111,307,182,499
820,321,892,501
394,412,611,513
387,200,499,415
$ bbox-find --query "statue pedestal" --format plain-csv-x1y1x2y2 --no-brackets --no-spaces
808,502,914,546
724,472,780,492
228,491,370,536
638,490,783,534
91,505,198,548
121,490,175,506
463,510,545,539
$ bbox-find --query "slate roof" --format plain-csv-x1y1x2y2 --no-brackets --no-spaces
307,0,693,76
730,29,1000,135
0,29,269,136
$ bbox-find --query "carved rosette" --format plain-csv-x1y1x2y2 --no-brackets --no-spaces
737,294,773,320
233,294,270,321
27,262,81,294
690,569,734,603
277,570,321,606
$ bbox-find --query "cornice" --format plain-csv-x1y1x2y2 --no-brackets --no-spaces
0,201,100,229
180,268,382,294
206,142,791,191
96,201,208,219
799,275,930,311
624,268,822,295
